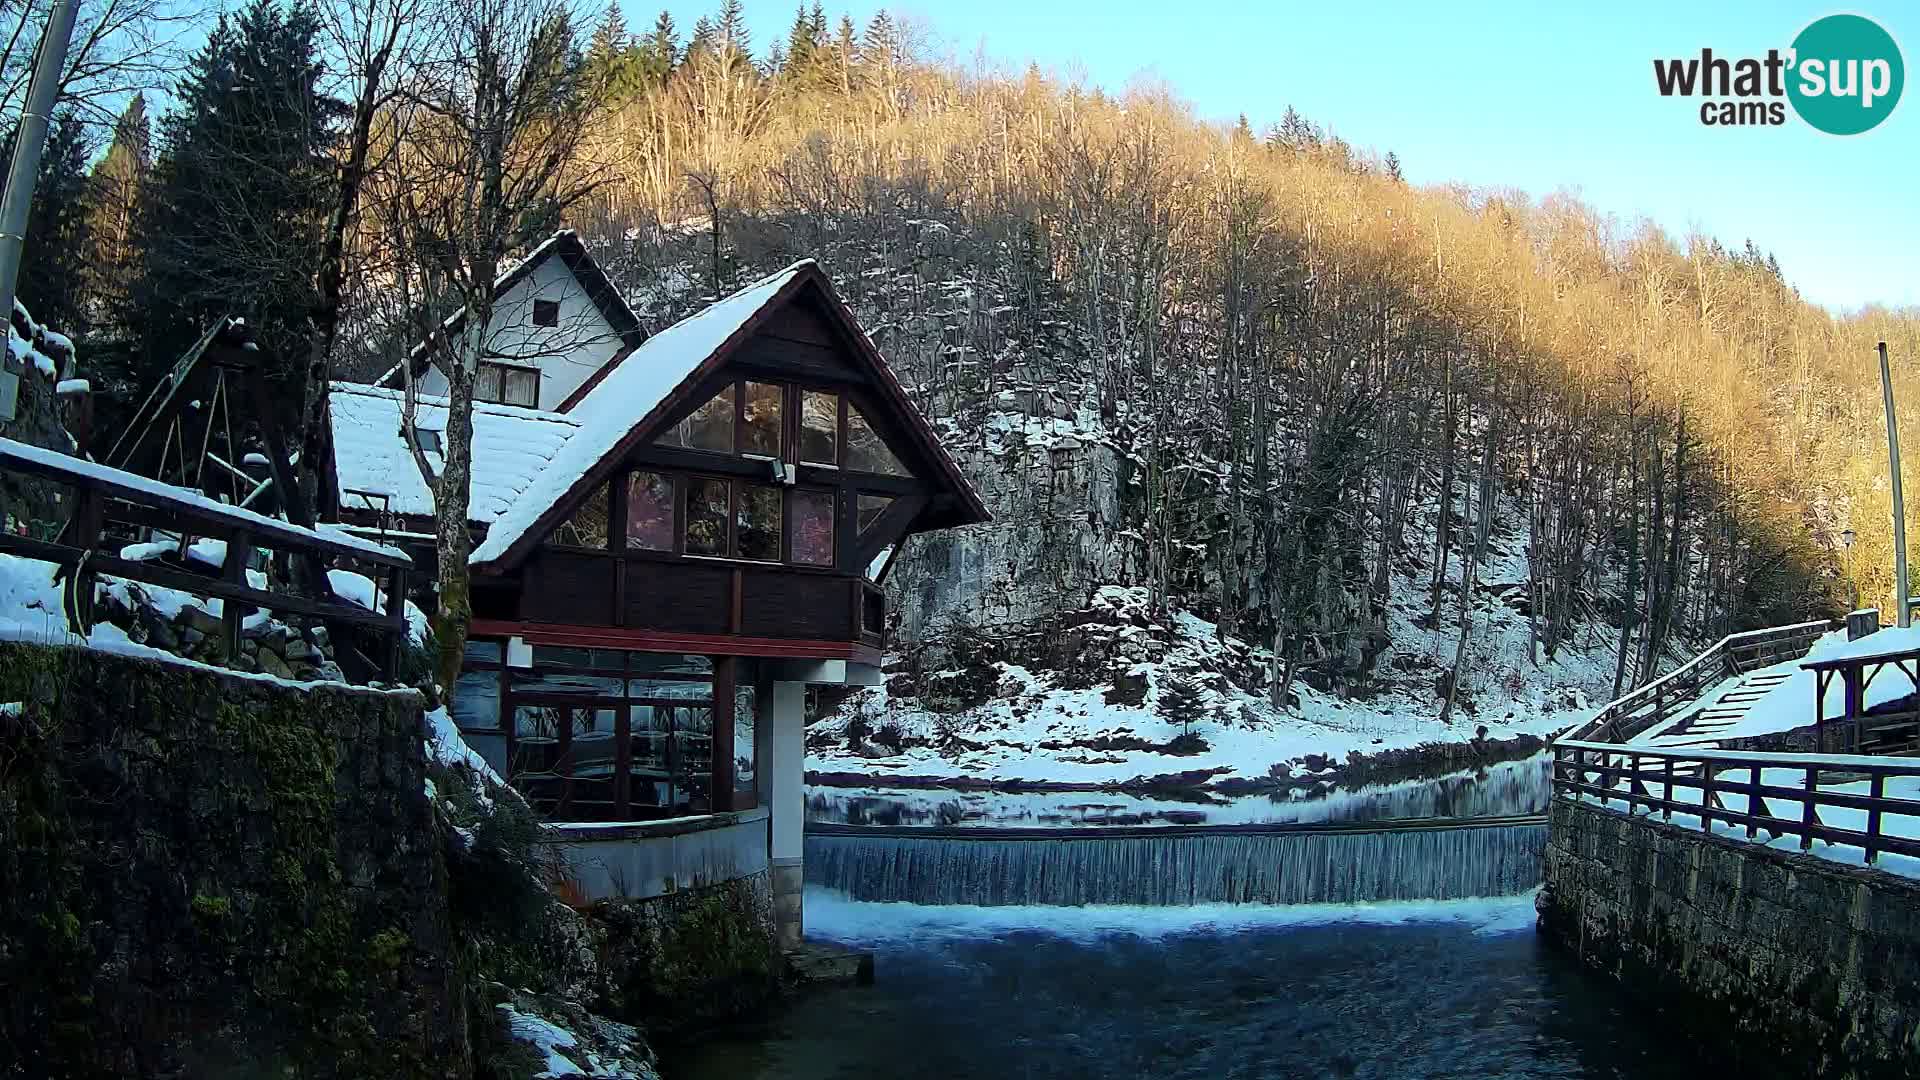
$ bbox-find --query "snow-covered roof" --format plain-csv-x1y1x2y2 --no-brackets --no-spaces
328,383,579,525
468,261,812,564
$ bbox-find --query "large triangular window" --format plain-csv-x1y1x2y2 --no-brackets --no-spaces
847,404,908,477
656,384,735,453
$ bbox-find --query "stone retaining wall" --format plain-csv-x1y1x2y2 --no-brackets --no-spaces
0,640,466,1078
1541,797,1920,1079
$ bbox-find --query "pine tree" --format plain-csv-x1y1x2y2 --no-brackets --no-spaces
6,110,93,333
1158,675,1207,738
686,15,717,61
586,1,638,96
126,0,341,393
833,14,857,91
1384,150,1403,182
639,11,680,81
716,0,750,58
861,9,899,68
81,94,148,330
783,2,820,75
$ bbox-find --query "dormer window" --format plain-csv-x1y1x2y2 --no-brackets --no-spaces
532,299,560,327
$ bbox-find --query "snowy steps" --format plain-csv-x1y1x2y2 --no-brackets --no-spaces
1644,670,1798,750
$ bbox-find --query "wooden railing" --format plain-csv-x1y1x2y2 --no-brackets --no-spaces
1565,620,1836,744
1554,738,1920,865
0,437,413,681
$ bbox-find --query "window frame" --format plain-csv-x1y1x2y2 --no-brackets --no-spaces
531,298,560,327
475,359,540,409
653,380,914,481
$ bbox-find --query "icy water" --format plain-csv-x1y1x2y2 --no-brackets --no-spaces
664,891,1709,1080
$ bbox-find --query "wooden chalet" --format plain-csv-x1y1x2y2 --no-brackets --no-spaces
323,239,988,939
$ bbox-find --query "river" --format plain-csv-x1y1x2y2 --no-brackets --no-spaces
666,891,1698,1079
666,758,1701,1078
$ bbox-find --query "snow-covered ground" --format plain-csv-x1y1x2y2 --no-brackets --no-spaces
816,519,1624,790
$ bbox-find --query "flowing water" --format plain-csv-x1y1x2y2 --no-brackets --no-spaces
664,891,1706,1080
806,821,1546,905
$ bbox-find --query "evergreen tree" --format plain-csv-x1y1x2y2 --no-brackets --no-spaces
1233,113,1253,141
783,2,820,73
861,9,899,68
586,1,642,98
716,0,750,55
81,94,149,330
833,14,857,90
1158,675,1207,738
686,15,717,61
5,110,93,333
125,0,341,394
639,10,680,81
1384,150,1403,182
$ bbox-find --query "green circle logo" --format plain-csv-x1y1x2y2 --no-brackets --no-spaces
1787,14,1904,135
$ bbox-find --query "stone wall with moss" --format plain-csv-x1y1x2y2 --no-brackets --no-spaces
595,872,781,1040
0,640,468,1079
1542,798,1920,1079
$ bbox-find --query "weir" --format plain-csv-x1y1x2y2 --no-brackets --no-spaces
804,816,1547,906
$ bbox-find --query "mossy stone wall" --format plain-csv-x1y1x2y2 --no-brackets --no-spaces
0,641,468,1079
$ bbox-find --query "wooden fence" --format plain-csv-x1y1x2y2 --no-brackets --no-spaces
1565,620,1836,744
1554,738,1920,864
0,437,413,680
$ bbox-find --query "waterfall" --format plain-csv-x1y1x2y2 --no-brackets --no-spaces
805,822,1546,906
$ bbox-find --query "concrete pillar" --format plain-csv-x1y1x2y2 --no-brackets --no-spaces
763,679,806,949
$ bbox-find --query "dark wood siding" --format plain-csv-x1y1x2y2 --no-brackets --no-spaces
761,300,838,346
740,568,854,639
523,551,615,625
734,333,864,383
625,559,731,634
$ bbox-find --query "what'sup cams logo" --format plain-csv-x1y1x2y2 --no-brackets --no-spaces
1654,13,1904,134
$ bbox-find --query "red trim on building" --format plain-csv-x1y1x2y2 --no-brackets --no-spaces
471,619,883,667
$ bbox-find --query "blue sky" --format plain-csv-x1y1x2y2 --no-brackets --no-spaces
647,0,1918,312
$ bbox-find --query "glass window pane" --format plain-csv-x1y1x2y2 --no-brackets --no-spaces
741,382,783,457
684,477,730,555
625,470,674,551
476,363,503,402
685,384,735,453
737,484,782,561
857,493,893,535
801,390,838,464
452,669,501,729
628,677,714,701
733,680,756,803
531,645,624,670
847,404,908,476
630,653,712,675
550,483,609,547
792,490,834,566
510,669,623,695
514,703,566,740
504,368,538,407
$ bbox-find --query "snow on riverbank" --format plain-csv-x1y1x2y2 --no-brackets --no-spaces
803,887,1542,943
814,566,1621,790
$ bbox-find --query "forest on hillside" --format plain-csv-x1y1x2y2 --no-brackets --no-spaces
12,0,1920,708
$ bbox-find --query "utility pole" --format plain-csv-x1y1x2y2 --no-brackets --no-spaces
1882,341,1909,627
0,0,80,422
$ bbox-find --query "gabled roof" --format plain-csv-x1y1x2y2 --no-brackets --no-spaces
469,259,990,570
377,230,645,388
329,382,579,525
